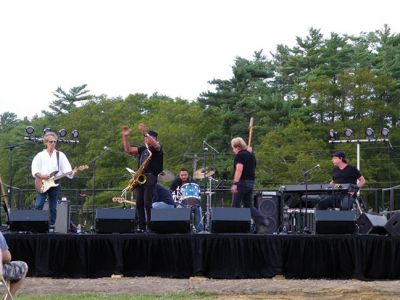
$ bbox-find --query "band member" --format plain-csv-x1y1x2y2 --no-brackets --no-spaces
231,137,256,208
31,131,77,230
170,168,191,195
170,169,204,232
318,151,366,210
0,231,28,300
231,137,267,233
122,123,163,233
152,183,175,209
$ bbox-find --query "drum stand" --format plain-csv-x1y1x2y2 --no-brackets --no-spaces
204,176,217,232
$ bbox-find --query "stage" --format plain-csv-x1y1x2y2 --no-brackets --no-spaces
4,232,400,280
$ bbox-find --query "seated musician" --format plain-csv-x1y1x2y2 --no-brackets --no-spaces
318,151,366,210
170,169,204,232
152,183,176,209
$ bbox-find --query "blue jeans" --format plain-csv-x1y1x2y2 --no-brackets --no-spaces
232,180,255,208
152,202,175,209
35,186,60,225
193,205,204,232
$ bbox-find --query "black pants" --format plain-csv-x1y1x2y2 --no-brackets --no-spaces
317,193,355,210
136,173,157,229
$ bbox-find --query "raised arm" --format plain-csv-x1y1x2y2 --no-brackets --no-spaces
122,126,139,155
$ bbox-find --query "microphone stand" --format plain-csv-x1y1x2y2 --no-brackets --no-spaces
302,165,319,233
4,142,28,207
89,149,109,232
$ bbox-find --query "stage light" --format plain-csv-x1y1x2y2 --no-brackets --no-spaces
381,128,390,137
329,129,338,140
71,130,79,138
43,128,52,135
58,129,67,138
365,128,374,137
25,126,34,135
344,129,353,138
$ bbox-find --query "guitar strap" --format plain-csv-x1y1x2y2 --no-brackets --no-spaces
56,151,60,183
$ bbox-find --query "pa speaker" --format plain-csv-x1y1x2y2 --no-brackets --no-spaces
254,192,281,234
9,210,49,233
385,212,400,236
357,213,387,235
95,208,136,233
211,208,251,233
315,210,356,234
150,208,191,233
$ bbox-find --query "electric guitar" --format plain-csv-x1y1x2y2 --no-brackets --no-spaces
35,165,89,193
112,197,136,206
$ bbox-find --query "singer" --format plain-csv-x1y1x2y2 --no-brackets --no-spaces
122,123,163,233
318,151,366,210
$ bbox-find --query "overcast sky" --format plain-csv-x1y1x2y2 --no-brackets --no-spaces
1,0,399,119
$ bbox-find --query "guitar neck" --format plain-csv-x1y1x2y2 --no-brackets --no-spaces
53,171,73,181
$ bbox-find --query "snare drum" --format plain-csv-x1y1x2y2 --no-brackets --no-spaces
180,183,201,206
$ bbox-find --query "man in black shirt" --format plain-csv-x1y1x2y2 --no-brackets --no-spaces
318,151,366,210
231,137,256,208
122,123,163,232
231,137,268,234
170,168,204,232
170,168,191,197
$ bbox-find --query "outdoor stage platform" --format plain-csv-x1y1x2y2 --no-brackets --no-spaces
4,232,400,280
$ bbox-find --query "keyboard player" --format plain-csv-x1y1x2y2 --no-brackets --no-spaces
317,151,366,210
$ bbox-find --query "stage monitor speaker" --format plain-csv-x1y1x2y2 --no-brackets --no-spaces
9,210,49,233
150,208,191,233
357,213,387,235
211,207,251,233
254,192,281,234
315,210,356,234
43,200,70,233
384,212,400,236
95,208,136,233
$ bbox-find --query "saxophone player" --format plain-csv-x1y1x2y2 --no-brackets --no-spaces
122,123,163,233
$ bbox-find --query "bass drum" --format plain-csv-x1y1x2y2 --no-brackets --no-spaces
180,183,201,206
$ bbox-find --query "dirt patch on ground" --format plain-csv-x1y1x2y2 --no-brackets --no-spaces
15,277,400,299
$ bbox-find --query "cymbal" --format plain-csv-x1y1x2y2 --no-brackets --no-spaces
158,170,175,182
193,168,215,179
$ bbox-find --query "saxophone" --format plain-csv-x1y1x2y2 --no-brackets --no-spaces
127,145,152,191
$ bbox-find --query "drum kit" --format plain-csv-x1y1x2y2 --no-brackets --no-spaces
171,168,216,233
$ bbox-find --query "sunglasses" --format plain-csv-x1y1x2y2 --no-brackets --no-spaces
48,141,57,144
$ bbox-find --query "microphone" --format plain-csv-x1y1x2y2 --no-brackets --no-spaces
103,146,111,152
303,164,320,175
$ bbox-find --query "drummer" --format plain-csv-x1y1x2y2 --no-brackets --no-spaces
170,168,204,232
170,168,191,193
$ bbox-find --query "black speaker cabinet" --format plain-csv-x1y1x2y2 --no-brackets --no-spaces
385,212,400,236
357,213,387,235
211,208,251,233
95,208,136,233
150,208,191,233
315,210,356,234
9,210,49,233
254,192,281,234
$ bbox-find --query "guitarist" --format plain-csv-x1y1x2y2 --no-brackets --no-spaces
31,131,77,231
